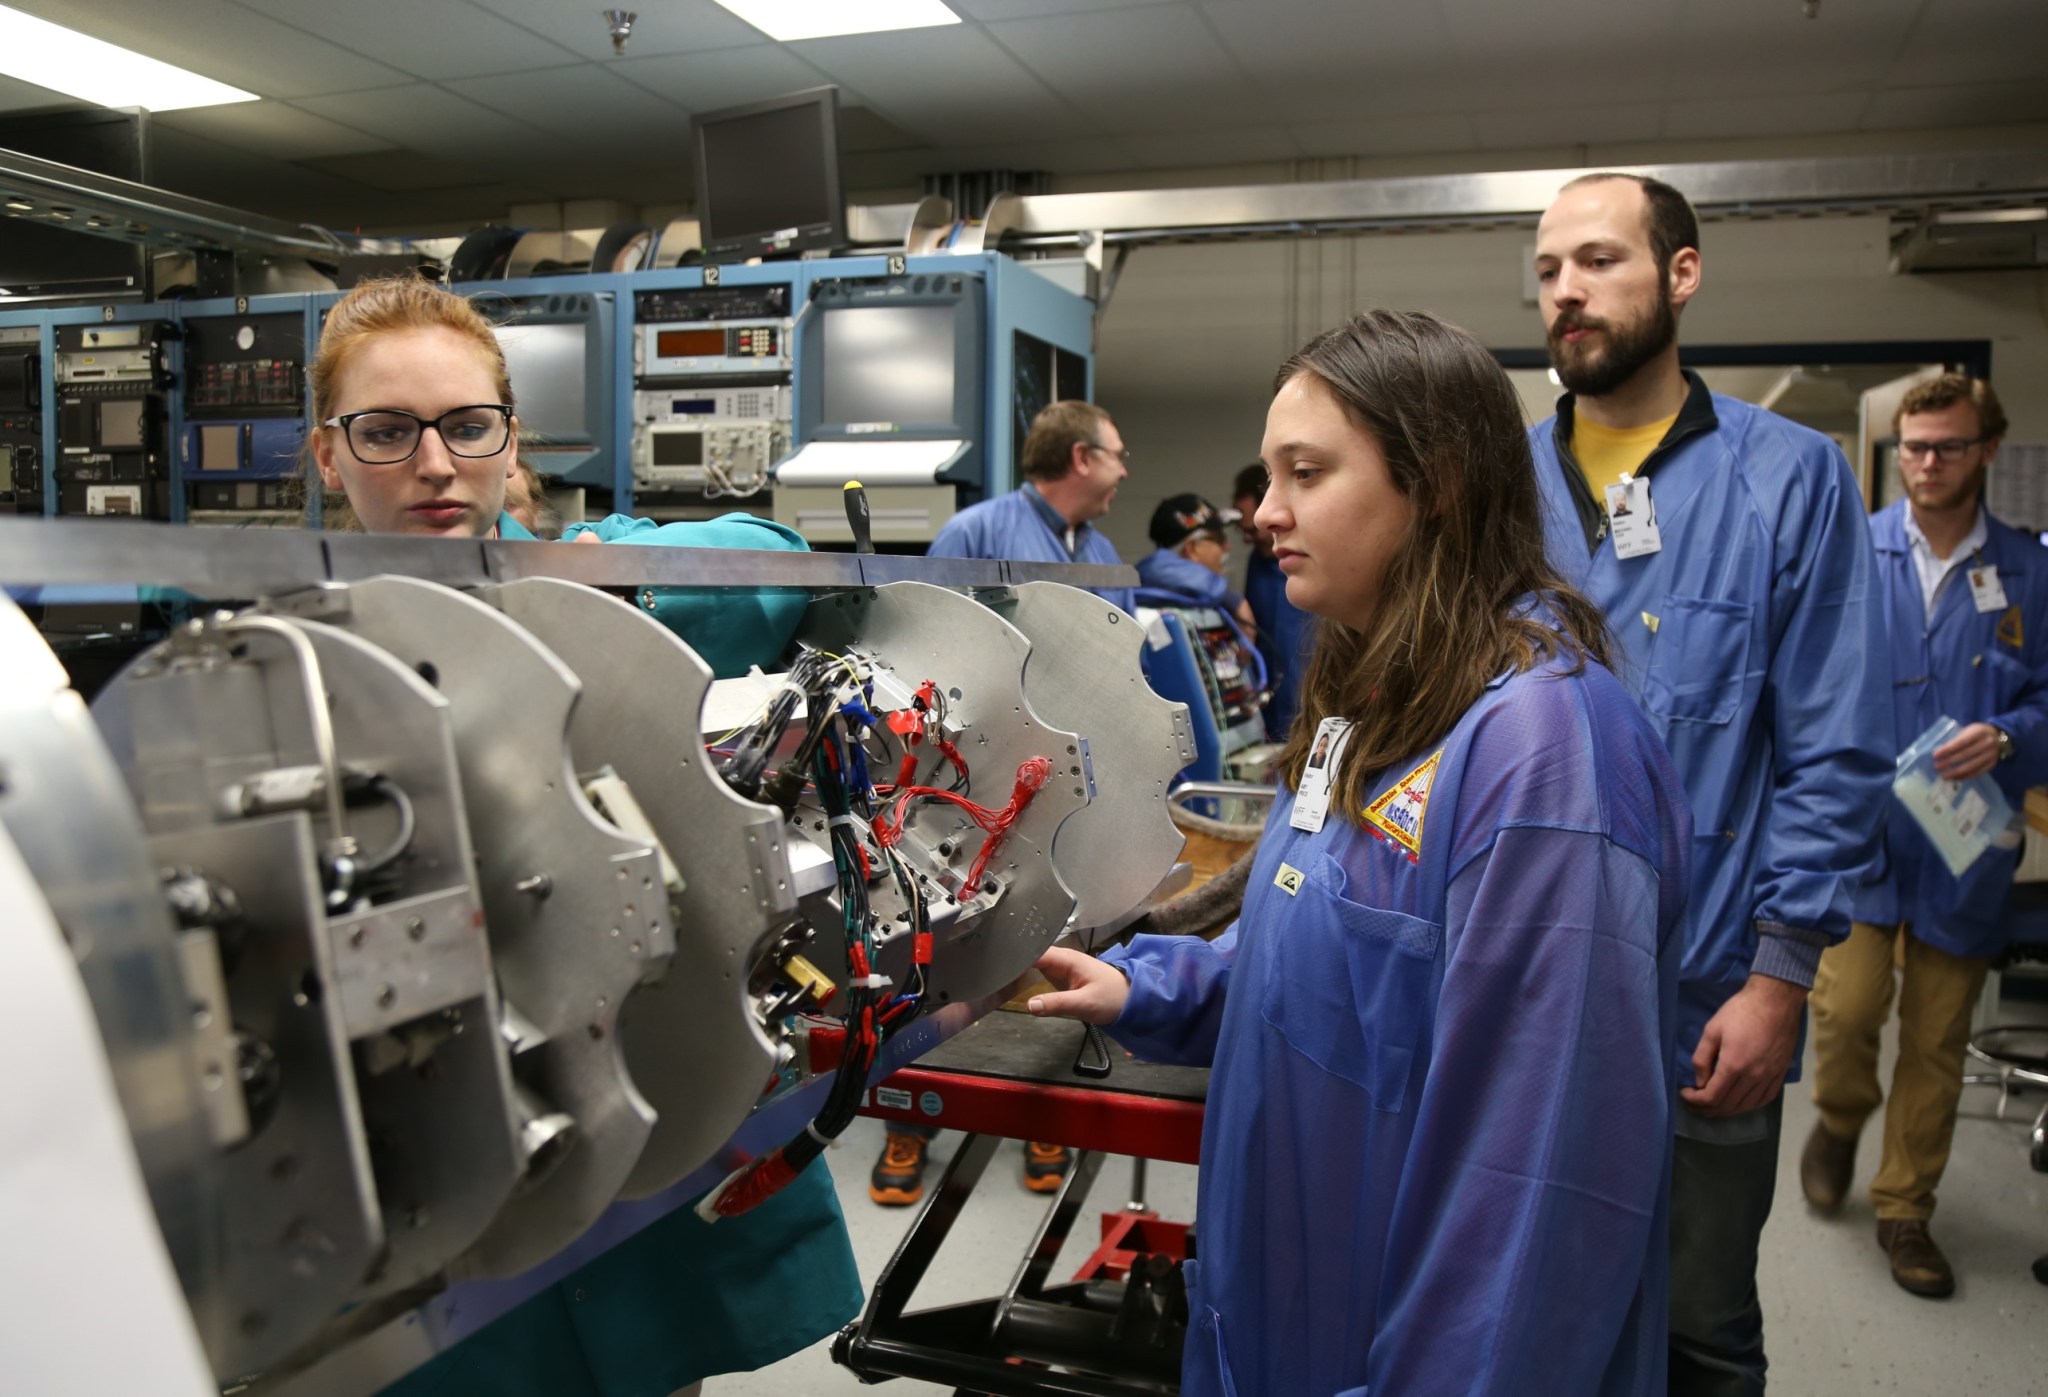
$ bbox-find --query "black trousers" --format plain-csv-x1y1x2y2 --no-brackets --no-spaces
1669,1097,1784,1396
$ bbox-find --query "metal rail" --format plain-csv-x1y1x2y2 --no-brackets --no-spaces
11,146,2048,267
0,516,1138,594
0,145,412,263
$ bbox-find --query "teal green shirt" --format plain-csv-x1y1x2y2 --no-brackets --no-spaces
503,510,812,680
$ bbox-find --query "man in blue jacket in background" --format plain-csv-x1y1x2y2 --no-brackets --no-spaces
927,399,1135,614
1802,374,2048,1298
1529,172,1891,1395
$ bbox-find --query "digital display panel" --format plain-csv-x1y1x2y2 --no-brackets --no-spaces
97,399,144,449
493,322,588,443
656,327,727,359
819,306,956,426
652,431,705,468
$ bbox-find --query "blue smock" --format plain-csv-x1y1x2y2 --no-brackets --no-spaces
1136,547,1245,613
1102,649,1691,1396
927,485,1136,613
1243,547,1313,738
1531,374,1891,1089
386,510,862,1397
1853,502,2048,957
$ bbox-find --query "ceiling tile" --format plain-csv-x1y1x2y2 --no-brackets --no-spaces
841,106,927,153
1289,113,1480,159
1664,0,1919,100
1659,93,1868,141
1197,0,1462,121
613,44,836,116
1439,0,1685,61
949,0,1187,18
1117,124,1302,168
462,0,766,62
444,64,693,140
1,0,408,98
1857,81,2048,133
986,6,1266,132
1469,103,1663,151
224,0,576,82
795,26,1086,144
154,101,394,160
293,84,574,167
299,149,494,192
1889,0,2048,87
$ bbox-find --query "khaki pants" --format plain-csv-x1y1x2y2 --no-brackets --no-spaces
1809,921,1992,1220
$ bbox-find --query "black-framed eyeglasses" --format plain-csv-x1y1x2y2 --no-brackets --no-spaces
1087,441,1132,466
1898,436,1987,463
320,404,514,465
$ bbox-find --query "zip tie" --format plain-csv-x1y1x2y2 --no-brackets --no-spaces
805,1122,832,1147
849,973,893,990
826,814,857,830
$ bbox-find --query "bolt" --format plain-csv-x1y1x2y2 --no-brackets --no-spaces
349,926,366,948
407,917,426,941
377,985,396,1010
515,874,553,898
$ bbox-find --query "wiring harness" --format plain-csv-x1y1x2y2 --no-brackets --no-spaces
698,655,1051,1220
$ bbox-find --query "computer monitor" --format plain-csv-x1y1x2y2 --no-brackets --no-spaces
692,87,846,265
797,272,986,491
496,320,588,444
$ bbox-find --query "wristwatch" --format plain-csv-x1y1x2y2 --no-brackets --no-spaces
1994,725,2016,764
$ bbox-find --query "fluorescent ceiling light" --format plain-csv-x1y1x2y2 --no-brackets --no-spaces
0,5,258,112
710,0,962,43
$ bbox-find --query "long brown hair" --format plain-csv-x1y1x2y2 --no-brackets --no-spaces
1274,310,1612,816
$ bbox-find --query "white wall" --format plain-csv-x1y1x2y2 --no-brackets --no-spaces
1090,213,2048,563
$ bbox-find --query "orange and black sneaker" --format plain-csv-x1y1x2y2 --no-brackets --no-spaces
869,1130,930,1206
1023,1141,1072,1193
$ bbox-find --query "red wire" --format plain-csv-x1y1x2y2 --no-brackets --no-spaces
872,756,1052,895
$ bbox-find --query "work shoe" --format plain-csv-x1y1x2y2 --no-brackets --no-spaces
1799,1122,1857,1214
1877,1218,1956,1298
869,1130,930,1206
1023,1141,1072,1193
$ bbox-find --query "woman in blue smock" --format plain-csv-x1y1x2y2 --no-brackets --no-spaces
306,275,861,1395
1033,311,1693,1397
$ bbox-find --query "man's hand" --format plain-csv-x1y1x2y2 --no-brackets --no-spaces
1028,947,1129,1026
1679,973,1808,1117
572,531,602,546
1932,721,2001,781
1234,598,1259,639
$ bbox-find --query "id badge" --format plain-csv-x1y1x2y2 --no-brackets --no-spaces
1603,475,1662,559
1291,717,1355,833
1969,565,2008,613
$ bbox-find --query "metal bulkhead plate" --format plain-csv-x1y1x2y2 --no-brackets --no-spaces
298,576,670,1279
795,582,1087,1007
486,577,793,1200
988,582,1194,933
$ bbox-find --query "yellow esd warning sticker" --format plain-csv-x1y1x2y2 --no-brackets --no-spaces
1274,863,1305,896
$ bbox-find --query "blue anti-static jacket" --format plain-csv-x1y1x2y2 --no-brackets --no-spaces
1244,547,1313,738
1855,502,2048,957
1102,649,1691,1397
1136,546,1245,613
1532,375,1891,1085
928,486,1137,613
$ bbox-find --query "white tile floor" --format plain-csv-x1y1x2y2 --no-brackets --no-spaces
713,1014,2048,1395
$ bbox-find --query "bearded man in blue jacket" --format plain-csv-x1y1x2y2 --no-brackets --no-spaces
1529,172,1891,1396
1800,374,2048,1299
